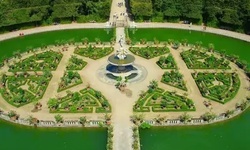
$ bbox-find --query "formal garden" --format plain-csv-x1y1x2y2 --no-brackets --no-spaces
0,72,52,107
156,54,177,69
129,46,169,59
133,81,195,112
58,71,83,92
48,88,111,113
66,55,87,70
0,27,116,112
8,50,63,72
193,72,240,104
181,49,230,69
161,70,187,91
0,0,250,149
74,45,114,60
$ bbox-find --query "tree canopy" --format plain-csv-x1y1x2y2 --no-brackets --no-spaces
129,0,250,33
0,0,111,30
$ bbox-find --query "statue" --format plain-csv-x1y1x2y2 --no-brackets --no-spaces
116,47,128,60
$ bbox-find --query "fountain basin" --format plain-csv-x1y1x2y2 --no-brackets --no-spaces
108,54,135,66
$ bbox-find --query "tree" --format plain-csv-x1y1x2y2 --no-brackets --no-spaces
52,3,81,21
95,91,102,99
154,115,165,125
72,92,81,102
54,114,63,123
130,0,153,20
140,122,151,129
220,9,242,27
8,110,18,118
201,112,216,122
179,113,191,123
236,101,248,111
148,80,158,90
130,114,144,125
152,0,163,12
180,0,202,22
208,43,215,52
79,116,87,126
27,115,39,125
163,0,181,21
203,0,222,26
47,98,59,109
225,110,234,118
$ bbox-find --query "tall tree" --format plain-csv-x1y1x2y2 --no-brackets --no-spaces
202,0,222,27
180,0,203,23
163,0,181,21
130,0,153,20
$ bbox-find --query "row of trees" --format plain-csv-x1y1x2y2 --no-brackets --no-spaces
130,0,250,33
0,0,111,31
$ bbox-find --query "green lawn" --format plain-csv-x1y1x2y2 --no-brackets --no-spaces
128,28,250,65
0,29,114,61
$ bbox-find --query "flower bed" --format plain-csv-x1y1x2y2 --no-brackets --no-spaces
74,45,113,60
161,70,187,91
181,50,230,69
193,72,240,104
9,51,63,72
48,88,111,113
129,46,169,59
133,88,195,112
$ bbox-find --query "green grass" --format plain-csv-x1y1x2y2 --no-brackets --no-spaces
0,29,114,62
128,28,250,66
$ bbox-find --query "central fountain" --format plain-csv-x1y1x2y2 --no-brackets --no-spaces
106,47,138,80
97,33,147,84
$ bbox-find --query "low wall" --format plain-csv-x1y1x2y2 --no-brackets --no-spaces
144,103,249,127
0,111,105,128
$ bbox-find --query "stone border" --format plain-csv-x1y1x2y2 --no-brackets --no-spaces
143,100,250,127
0,110,105,128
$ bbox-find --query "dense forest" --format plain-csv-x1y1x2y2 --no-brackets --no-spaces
130,0,250,33
0,0,250,34
0,0,111,31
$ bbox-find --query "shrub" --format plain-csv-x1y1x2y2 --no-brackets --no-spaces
140,122,151,129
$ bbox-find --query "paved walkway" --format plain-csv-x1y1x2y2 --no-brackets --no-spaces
170,48,208,113
111,27,133,150
0,23,106,41
109,0,129,26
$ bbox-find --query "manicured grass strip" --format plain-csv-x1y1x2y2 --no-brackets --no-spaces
0,29,114,61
